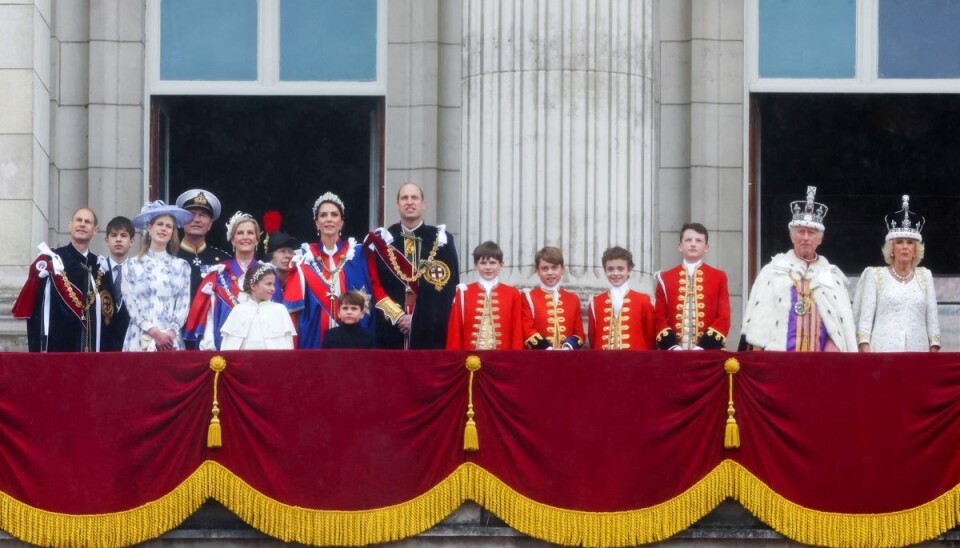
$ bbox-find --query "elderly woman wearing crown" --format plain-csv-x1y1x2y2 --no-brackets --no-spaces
184,211,263,350
853,196,941,352
283,192,382,349
740,186,857,352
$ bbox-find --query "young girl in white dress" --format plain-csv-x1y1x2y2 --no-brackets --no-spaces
220,263,296,350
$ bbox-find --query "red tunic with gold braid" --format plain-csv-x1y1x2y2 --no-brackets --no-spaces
446,282,524,350
521,287,585,349
587,290,655,350
653,262,731,350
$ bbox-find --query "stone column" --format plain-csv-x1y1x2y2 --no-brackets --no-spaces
0,1,52,288
461,0,655,289
87,0,145,240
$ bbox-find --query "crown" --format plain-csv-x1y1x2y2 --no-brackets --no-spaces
885,194,924,242
788,186,828,231
312,192,345,218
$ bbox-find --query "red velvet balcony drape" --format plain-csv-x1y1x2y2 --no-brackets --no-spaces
0,350,958,547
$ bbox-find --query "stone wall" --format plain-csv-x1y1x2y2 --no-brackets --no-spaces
656,0,744,342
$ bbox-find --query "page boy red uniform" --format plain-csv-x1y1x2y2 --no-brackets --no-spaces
447,282,524,350
587,290,655,350
521,287,584,349
654,263,730,350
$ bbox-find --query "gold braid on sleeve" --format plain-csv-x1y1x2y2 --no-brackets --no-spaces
376,298,405,324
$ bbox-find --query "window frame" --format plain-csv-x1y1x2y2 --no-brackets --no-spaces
145,0,387,96
746,0,960,93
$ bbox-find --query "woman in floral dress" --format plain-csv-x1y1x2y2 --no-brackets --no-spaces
122,201,193,351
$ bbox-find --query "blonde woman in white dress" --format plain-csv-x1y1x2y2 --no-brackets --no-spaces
854,195,941,352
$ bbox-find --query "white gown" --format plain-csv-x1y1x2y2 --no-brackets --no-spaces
220,297,296,350
853,266,941,352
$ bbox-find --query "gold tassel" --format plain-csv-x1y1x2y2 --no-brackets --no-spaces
464,355,482,452
208,356,227,449
723,357,740,449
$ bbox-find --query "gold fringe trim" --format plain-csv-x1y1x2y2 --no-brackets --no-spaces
207,460,467,546
2,460,960,547
728,459,959,548
461,462,728,547
0,462,211,548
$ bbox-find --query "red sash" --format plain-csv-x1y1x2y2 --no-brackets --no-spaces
185,271,239,333
298,244,351,318
363,231,419,295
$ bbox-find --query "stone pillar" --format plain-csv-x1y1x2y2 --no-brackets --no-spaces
0,1,52,288
87,0,145,242
384,0,463,238
461,0,655,289
50,0,90,253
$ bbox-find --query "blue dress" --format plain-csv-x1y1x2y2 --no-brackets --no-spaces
284,239,376,349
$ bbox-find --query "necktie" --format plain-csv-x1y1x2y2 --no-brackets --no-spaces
114,265,123,302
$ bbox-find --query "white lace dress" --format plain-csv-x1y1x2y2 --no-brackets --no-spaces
853,266,941,352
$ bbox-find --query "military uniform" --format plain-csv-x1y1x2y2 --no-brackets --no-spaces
177,242,231,300
654,262,730,350
175,189,229,301
364,223,459,349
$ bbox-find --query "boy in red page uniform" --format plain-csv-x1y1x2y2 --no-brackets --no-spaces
521,246,584,350
588,247,655,349
447,241,524,350
654,223,731,350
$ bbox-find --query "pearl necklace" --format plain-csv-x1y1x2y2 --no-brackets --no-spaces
889,266,914,283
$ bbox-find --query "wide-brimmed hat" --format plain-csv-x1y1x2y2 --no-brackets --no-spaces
132,201,195,229
176,189,222,220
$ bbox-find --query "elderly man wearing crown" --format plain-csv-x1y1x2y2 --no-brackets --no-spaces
363,182,459,349
852,195,940,352
740,186,856,352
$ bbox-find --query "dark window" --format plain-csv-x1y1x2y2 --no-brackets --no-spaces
756,93,960,275
152,95,382,252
